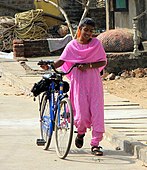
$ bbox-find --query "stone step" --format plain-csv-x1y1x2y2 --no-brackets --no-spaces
123,132,147,135
105,118,147,123
114,129,147,132
125,135,147,141
106,124,147,128
104,108,147,120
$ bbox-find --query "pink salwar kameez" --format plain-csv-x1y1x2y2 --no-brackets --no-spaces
60,38,107,146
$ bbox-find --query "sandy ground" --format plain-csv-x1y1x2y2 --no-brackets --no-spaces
103,77,147,109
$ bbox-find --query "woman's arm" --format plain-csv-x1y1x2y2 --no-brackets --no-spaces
78,61,106,71
89,61,106,68
53,60,65,69
40,60,65,70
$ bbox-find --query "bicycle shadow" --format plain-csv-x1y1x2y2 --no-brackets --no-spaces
65,148,137,165
39,144,138,166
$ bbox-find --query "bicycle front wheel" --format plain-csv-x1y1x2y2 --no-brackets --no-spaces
40,93,52,150
55,97,74,159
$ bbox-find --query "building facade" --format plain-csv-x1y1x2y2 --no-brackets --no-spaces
106,0,147,40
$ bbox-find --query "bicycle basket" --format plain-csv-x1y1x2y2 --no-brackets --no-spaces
31,79,69,97
31,79,50,97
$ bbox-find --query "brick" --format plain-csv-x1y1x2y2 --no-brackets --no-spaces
13,51,24,57
13,39,24,44
13,44,24,48
13,48,24,53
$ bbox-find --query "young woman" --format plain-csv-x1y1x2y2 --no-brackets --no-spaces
41,18,107,156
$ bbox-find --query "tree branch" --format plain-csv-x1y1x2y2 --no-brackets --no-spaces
74,0,92,38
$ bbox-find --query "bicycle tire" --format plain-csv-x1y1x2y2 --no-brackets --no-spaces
40,93,52,150
55,97,74,159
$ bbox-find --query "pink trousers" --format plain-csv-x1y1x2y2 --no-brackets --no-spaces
78,129,103,146
70,68,105,147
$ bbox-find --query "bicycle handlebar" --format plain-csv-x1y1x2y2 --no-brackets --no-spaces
38,60,78,76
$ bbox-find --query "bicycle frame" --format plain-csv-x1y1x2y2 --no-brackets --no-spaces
48,81,55,136
56,81,65,128
36,60,75,157
44,79,67,136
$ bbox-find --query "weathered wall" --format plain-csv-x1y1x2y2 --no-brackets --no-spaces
60,0,106,31
114,0,147,40
106,52,147,74
60,0,83,23
0,0,106,31
89,8,106,32
0,0,35,17
115,0,136,29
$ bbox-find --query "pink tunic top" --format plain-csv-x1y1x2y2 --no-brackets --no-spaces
60,38,107,133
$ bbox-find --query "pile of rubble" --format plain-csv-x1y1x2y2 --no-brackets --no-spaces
103,68,147,80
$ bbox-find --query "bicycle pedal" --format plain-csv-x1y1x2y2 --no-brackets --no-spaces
36,139,46,146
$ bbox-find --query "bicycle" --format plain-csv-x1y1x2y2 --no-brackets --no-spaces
31,60,77,159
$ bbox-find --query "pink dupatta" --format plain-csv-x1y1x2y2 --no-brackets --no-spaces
59,38,107,79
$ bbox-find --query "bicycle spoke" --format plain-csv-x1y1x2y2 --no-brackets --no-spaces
55,98,73,159
40,93,52,150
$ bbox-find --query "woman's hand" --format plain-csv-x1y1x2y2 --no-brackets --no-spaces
77,64,89,71
40,64,49,70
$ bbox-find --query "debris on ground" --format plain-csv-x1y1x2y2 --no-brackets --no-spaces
103,68,147,80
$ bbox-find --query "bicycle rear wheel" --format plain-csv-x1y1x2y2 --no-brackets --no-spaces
40,93,53,150
55,97,74,159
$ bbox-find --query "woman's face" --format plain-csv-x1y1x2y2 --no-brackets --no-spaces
80,25,94,41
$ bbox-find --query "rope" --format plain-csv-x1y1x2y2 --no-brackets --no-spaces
14,9,48,39
0,16,16,51
0,9,49,51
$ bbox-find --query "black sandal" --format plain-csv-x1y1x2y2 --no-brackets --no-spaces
91,146,103,156
75,134,85,148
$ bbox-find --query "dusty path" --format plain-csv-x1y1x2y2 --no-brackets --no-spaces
0,77,147,170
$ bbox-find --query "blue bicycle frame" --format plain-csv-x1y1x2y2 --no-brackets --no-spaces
36,60,76,155
45,80,65,137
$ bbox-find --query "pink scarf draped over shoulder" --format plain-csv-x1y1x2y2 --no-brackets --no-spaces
59,38,107,79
